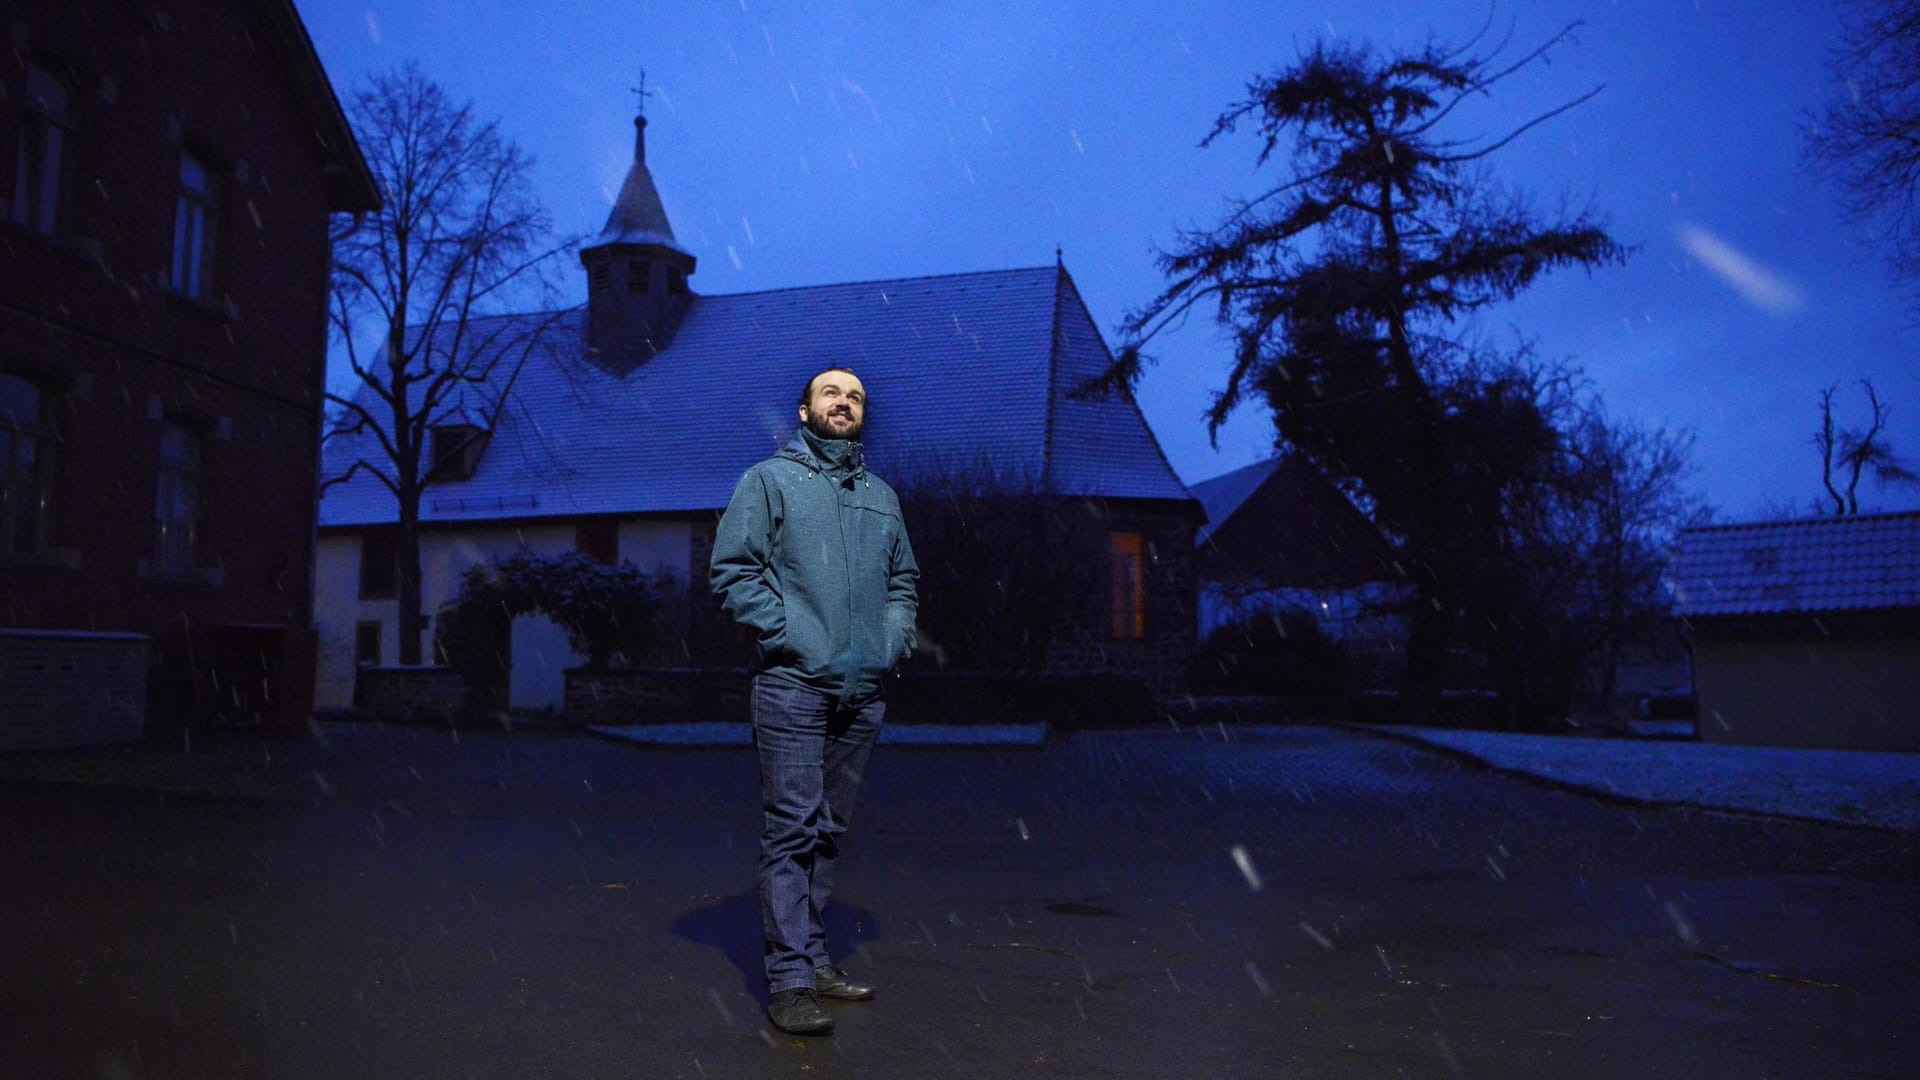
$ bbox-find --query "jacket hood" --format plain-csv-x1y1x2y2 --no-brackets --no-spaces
781,427,866,477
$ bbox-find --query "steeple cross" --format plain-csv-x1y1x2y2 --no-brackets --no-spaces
630,68,652,116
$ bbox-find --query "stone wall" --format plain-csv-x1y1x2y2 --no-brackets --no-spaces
353,667,496,727
1043,636,1194,698
565,667,753,726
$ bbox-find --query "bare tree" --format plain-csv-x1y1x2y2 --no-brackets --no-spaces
1550,406,1706,717
1806,0,1920,284
1814,379,1918,514
324,64,576,664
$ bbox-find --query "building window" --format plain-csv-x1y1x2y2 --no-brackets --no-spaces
428,424,483,481
592,261,611,291
1108,530,1146,641
354,621,383,666
667,266,687,295
171,150,221,300
627,258,651,294
577,518,618,564
154,420,204,572
359,527,398,598
9,62,72,235
0,374,56,555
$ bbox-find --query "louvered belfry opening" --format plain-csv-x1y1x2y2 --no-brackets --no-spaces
581,110,697,368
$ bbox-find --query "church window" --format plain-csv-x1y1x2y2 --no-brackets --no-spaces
428,423,484,481
355,621,383,666
1109,531,1146,640
359,528,397,599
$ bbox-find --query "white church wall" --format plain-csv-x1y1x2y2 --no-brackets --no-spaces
618,519,694,581
312,524,582,713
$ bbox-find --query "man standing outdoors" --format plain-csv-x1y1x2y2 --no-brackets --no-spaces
710,367,919,1036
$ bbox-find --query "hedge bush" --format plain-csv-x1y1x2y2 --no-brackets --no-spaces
435,551,664,692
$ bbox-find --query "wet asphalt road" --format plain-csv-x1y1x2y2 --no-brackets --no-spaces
1,722,1915,1079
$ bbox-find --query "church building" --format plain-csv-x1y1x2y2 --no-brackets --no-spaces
315,104,1199,716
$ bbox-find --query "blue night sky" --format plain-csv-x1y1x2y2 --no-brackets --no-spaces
299,0,1920,519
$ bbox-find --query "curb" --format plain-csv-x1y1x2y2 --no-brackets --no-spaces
1343,723,1913,834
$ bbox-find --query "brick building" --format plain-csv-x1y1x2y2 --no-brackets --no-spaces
316,106,1200,714
1,0,377,746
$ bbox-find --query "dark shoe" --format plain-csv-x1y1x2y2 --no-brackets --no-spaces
768,988,834,1035
814,963,876,1001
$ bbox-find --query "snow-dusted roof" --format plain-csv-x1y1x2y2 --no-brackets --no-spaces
1187,454,1394,588
319,265,1193,528
1670,511,1920,617
1189,457,1279,545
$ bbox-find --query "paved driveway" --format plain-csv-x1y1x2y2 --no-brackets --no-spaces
2,723,1914,1078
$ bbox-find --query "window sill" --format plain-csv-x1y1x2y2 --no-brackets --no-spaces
0,546,84,572
161,288,240,323
137,559,224,588
1,220,110,269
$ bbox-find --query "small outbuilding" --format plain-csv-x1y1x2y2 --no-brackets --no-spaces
1189,456,1404,688
1670,511,1920,751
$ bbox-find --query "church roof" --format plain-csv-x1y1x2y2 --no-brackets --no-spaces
589,117,691,256
319,265,1194,528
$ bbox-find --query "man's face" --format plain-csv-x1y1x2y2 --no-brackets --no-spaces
800,371,866,440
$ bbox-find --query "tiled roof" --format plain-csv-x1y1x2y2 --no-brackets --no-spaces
1670,511,1920,617
320,265,1193,528
1189,457,1278,545
1189,455,1395,588
1046,275,1190,500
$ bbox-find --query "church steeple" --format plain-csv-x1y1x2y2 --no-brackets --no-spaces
581,76,697,368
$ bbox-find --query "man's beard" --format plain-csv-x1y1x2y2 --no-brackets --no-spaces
805,409,862,441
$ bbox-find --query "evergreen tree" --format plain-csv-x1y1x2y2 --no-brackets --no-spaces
1105,27,1627,714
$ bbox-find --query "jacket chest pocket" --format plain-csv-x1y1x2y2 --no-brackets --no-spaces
844,491,894,530
845,499,902,548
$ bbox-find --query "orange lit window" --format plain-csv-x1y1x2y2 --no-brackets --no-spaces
1109,531,1145,640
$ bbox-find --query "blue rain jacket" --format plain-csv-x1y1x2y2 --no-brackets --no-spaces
710,428,919,707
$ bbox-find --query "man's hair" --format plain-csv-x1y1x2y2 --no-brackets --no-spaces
799,366,861,407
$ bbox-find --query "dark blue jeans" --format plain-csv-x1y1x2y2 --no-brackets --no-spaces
750,672,884,994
